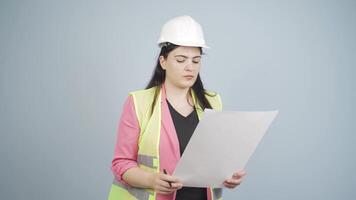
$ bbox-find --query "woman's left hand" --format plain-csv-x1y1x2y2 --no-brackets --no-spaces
223,170,246,189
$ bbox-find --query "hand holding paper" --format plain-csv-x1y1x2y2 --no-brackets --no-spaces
173,110,278,188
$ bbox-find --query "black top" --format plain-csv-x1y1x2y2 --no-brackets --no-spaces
167,100,207,200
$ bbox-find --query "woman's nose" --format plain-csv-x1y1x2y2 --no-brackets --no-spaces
184,61,194,71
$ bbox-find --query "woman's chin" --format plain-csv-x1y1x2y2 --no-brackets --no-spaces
180,80,195,88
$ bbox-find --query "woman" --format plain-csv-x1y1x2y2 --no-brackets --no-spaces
108,15,246,200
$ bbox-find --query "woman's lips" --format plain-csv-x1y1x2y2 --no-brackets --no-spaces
184,75,194,79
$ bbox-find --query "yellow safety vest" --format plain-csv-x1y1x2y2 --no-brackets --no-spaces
108,86,223,200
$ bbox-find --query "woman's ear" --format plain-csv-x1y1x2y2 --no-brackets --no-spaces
159,56,166,70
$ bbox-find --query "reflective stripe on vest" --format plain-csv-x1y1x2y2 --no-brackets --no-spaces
108,86,223,200
137,154,159,169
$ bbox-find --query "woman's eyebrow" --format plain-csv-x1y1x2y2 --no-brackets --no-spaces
174,55,201,59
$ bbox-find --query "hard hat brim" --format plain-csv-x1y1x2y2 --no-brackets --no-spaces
158,41,210,49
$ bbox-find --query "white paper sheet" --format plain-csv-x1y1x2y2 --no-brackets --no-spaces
173,110,278,188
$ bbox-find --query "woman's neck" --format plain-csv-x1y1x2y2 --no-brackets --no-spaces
163,81,192,105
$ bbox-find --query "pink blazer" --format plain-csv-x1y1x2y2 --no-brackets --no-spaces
111,87,215,200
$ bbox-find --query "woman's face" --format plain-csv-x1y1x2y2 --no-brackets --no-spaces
160,46,202,89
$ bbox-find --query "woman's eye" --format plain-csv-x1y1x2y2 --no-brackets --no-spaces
193,59,200,64
177,59,185,63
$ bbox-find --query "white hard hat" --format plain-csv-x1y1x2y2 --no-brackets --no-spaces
157,15,209,49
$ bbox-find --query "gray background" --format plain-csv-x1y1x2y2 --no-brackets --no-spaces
1,0,355,199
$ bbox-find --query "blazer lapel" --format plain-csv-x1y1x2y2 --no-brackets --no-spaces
160,85,181,159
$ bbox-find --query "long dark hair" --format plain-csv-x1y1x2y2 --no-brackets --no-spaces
146,42,214,112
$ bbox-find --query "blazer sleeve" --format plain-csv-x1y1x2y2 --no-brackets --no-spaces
111,95,140,185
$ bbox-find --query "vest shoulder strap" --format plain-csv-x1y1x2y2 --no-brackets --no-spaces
129,86,160,131
205,91,223,111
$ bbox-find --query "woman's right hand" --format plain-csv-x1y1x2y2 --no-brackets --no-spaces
149,171,183,195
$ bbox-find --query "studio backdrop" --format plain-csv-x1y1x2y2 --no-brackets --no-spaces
1,0,355,199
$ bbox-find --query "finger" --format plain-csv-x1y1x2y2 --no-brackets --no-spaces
157,179,172,189
172,183,183,188
160,174,180,183
171,183,183,190
225,178,242,185
232,174,243,179
157,180,182,193
156,183,174,193
224,180,241,188
157,184,172,192
233,170,246,178
231,175,244,181
223,182,237,189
